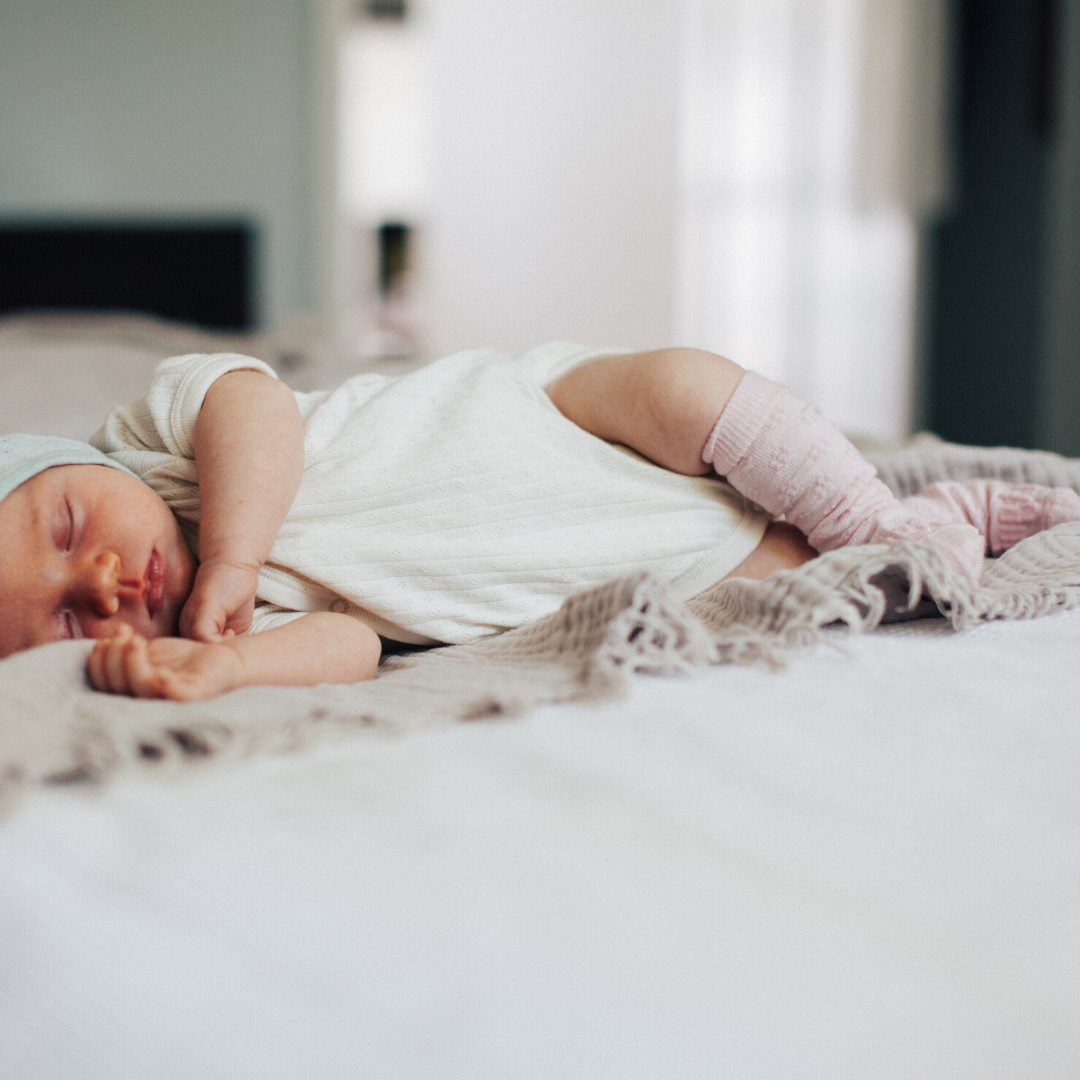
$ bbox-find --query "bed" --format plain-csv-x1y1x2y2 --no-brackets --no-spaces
1,314,1077,1079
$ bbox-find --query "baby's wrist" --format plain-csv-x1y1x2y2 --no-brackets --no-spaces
191,559,261,608
208,638,247,692
218,634,256,689
195,553,262,579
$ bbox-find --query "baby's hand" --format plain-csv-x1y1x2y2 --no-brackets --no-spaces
88,624,244,701
179,561,260,642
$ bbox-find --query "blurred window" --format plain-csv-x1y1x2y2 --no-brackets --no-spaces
677,0,949,440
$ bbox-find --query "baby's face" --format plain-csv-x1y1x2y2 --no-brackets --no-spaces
0,464,196,658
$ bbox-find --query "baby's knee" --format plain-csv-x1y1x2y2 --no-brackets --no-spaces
638,349,744,474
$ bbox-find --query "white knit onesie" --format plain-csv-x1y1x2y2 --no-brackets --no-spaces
92,342,769,644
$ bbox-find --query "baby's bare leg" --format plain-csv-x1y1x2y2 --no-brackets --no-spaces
548,348,985,586
549,350,818,581
549,351,819,581
547,348,743,476
724,521,818,580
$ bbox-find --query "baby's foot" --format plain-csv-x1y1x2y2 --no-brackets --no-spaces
866,508,986,589
986,484,1080,555
903,481,1080,557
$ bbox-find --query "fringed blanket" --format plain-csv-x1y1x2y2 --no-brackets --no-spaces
2,439,1080,810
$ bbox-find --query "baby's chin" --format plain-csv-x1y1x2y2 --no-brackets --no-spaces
117,598,183,642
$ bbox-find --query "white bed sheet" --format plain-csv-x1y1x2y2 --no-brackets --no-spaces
1,610,1077,1080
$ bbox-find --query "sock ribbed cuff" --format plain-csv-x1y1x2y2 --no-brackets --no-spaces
700,371,786,472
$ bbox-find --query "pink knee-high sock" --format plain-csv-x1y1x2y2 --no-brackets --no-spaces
902,480,1080,556
702,371,986,583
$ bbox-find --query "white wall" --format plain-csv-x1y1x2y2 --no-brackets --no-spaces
0,0,321,328
414,0,681,356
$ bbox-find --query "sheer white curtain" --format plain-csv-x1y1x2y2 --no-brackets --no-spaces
676,0,948,439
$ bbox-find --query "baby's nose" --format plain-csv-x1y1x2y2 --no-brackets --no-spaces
83,551,122,617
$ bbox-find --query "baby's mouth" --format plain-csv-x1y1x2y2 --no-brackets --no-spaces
145,550,165,619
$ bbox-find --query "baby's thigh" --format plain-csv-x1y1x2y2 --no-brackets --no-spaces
547,349,741,476
724,521,818,581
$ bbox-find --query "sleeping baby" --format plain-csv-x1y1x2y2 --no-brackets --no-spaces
2,341,1078,700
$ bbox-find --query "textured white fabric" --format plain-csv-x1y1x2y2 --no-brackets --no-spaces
92,343,769,645
91,352,279,531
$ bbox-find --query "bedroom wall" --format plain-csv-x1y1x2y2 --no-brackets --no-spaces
0,0,321,329
412,0,680,356
383,0,936,441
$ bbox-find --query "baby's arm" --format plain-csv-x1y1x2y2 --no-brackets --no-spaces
181,370,304,641
89,612,380,700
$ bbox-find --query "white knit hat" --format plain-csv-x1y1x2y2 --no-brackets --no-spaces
0,433,138,506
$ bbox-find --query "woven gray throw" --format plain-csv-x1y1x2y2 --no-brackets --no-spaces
2,439,1080,812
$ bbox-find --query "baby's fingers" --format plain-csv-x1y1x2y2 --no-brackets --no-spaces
222,600,254,638
88,625,130,693
120,637,174,699
190,619,226,644
179,602,223,643
88,628,166,698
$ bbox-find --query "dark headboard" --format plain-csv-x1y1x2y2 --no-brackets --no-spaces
0,221,254,331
